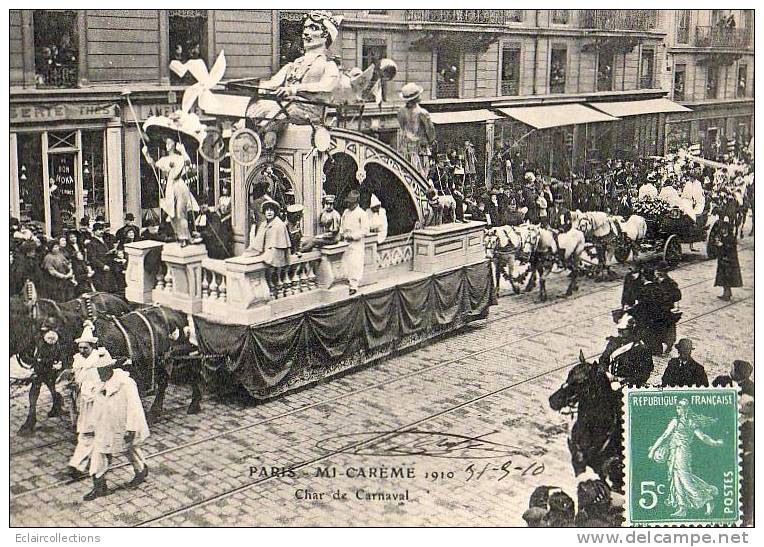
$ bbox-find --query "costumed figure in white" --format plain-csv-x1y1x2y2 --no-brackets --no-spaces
339,190,369,295
648,399,722,518
83,355,150,501
366,194,388,244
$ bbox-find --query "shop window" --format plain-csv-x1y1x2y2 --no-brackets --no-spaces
436,49,460,99
362,39,388,102
140,142,162,214
551,10,569,25
673,64,686,101
81,131,106,222
17,134,45,225
33,10,78,89
706,65,718,99
48,153,77,231
596,49,614,92
737,64,748,98
169,9,208,83
639,48,655,89
501,47,520,96
549,47,567,93
666,122,691,153
279,13,305,68
676,10,690,44
507,10,523,23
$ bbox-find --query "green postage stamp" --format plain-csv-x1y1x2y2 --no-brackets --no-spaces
623,387,741,526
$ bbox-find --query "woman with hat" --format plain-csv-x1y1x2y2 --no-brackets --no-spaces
397,82,435,177
141,117,201,247
247,199,291,291
366,194,388,244
339,189,369,295
713,216,742,301
40,238,76,302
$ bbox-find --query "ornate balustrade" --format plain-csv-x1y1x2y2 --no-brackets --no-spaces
125,222,487,325
695,26,752,49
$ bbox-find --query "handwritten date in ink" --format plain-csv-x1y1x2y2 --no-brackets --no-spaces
464,460,545,482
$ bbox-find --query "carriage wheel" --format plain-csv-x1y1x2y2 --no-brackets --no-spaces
663,235,682,268
705,221,720,260
613,237,631,264
577,243,599,278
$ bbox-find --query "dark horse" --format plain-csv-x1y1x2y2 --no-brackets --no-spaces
10,292,132,434
91,306,204,421
549,351,624,492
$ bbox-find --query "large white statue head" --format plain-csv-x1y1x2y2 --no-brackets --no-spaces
302,10,342,50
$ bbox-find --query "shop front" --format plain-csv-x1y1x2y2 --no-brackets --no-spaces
663,100,754,159
10,101,122,236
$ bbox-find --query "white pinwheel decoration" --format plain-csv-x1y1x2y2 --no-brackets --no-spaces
170,50,228,114
170,50,251,118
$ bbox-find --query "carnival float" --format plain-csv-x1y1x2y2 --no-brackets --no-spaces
123,11,494,401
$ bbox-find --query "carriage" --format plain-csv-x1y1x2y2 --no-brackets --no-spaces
613,201,719,269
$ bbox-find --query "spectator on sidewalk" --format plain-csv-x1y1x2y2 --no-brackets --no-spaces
661,339,709,387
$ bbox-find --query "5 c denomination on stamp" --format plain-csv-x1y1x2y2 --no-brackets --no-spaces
624,387,741,526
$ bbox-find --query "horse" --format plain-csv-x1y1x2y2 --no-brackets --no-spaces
10,292,132,435
610,214,648,262
520,223,587,302
89,306,204,421
571,211,621,280
484,225,531,296
549,350,624,492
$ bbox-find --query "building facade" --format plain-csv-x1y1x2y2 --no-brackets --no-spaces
662,9,754,157
9,9,753,235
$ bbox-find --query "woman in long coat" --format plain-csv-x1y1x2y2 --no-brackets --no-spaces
714,218,743,301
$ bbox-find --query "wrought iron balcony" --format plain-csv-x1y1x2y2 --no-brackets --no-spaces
405,9,520,25
580,10,657,32
695,26,752,49
35,64,78,89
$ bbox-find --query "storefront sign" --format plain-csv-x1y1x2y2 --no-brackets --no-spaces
123,103,208,123
10,103,119,123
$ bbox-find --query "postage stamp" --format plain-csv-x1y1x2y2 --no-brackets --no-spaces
623,387,741,527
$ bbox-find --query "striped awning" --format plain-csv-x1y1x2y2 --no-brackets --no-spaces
429,109,504,125
587,98,691,118
497,103,619,129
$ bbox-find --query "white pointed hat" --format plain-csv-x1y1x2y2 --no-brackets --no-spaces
75,322,99,344
369,194,382,208
96,347,116,368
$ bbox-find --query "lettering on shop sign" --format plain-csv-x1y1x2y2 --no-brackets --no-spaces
10,104,119,123
124,104,206,122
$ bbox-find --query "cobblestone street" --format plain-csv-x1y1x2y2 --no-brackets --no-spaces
10,238,754,527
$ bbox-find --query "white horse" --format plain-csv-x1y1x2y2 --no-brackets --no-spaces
521,223,588,301
484,225,531,295
570,210,622,279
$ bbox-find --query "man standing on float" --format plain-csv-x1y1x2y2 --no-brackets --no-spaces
246,10,341,148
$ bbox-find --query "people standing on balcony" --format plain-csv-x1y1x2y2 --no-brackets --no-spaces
339,190,368,296
397,82,435,178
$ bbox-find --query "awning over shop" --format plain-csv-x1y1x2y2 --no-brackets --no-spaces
587,98,691,118
429,109,504,125
496,103,619,129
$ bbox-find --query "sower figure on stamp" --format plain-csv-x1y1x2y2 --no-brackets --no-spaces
648,399,723,518
245,11,342,150
84,354,150,501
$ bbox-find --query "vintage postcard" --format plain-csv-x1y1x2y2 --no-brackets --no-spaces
6,5,755,532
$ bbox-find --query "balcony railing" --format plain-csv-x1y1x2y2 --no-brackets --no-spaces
580,10,657,32
35,64,78,89
405,9,513,25
501,80,519,96
437,81,459,99
695,26,752,49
